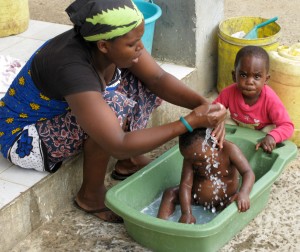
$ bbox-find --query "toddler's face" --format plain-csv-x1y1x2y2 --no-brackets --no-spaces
233,55,270,100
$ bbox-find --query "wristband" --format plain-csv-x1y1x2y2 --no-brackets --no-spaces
180,116,193,132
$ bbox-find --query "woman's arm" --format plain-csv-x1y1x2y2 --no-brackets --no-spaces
129,49,209,109
65,91,226,160
129,49,226,147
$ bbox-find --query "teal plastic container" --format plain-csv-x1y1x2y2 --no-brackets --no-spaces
134,0,162,54
105,125,297,252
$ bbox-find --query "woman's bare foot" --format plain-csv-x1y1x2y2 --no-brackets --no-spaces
111,155,152,180
74,196,123,223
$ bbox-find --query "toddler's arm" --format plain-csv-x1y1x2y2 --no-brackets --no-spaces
228,143,255,212
178,160,196,224
264,88,294,145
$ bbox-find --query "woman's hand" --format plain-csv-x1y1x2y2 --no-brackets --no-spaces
188,103,227,130
255,135,276,153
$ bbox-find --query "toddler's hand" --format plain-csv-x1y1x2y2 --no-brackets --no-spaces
211,121,225,149
230,192,250,212
179,213,196,224
255,135,276,153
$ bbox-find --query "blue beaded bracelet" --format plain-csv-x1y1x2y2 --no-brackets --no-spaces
180,116,193,132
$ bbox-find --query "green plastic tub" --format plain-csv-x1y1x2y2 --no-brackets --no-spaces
105,125,297,252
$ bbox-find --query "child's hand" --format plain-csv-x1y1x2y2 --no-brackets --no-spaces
211,121,225,149
179,213,196,224
230,192,251,212
255,135,276,153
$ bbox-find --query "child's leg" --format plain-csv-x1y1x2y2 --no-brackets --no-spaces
157,186,179,220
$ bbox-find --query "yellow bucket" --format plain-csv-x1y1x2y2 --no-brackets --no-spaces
269,43,300,146
217,16,281,92
0,0,29,37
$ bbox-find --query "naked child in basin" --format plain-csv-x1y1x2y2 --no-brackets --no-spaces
157,128,255,224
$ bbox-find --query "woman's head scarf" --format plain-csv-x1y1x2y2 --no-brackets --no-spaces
66,0,144,41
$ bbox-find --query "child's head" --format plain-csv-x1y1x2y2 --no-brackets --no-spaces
234,46,270,71
232,46,270,102
179,128,215,159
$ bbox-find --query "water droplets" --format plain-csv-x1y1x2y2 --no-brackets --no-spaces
198,128,228,213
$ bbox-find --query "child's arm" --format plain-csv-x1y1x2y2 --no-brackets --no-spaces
256,87,294,153
228,143,255,212
178,159,196,224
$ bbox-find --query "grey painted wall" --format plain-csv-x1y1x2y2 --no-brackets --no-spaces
147,0,224,126
152,0,196,67
151,0,224,94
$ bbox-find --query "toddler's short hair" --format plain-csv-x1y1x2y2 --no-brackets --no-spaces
234,45,270,71
179,128,209,149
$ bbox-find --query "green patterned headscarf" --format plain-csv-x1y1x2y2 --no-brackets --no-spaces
66,0,144,41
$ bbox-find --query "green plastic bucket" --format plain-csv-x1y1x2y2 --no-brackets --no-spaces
134,0,162,54
217,16,281,92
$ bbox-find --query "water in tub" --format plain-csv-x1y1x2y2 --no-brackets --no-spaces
141,193,219,224
142,129,225,224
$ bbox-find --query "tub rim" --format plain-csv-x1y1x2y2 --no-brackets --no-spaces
105,125,297,237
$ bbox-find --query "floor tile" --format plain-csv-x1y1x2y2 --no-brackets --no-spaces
0,155,13,173
0,179,28,208
27,22,72,41
0,38,45,61
18,20,55,39
161,63,194,80
0,165,48,187
0,36,25,52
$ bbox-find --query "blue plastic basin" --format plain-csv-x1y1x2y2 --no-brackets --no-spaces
134,0,162,54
